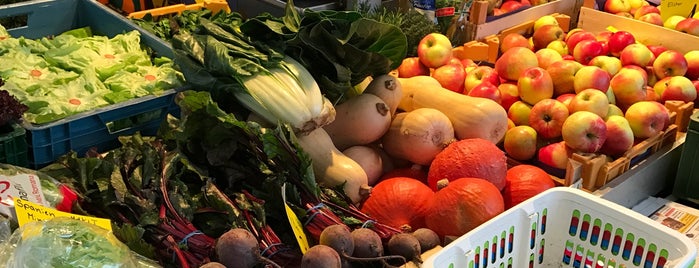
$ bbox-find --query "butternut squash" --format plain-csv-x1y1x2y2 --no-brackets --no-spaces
323,94,392,150
363,74,403,116
381,108,455,165
397,76,509,144
297,128,372,204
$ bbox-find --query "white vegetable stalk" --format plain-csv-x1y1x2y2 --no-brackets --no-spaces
237,56,335,134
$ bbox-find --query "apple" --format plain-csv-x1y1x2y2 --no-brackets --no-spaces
569,88,610,118
417,33,453,68
518,67,554,105
532,24,565,50
561,111,607,153
498,82,520,111
646,85,660,101
566,31,597,54
600,115,635,157
684,50,699,80
589,55,622,76
546,40,569,56
619,43,654,67
664,15,687,30
654,75,697,102
556,93,577,111
610,67,648,110
693,80,699,101
500,32,532,53
607,31,636,57
652,50,688,79
508,100,534,126
638,13,664,26
605,104,625,119
594,31,612,55
547,60,583,95
647,45,668,58
573,39,605,65
504,125,538,160
604,0,632,14
464,65,500,93
495,47,539,81
468,81,503,104
634,5,659,19
432,63,466,92
676,18,699,36
528,98,570,139
538,141,574,169
535,48,564,69
573,65,611,93
397,57,430,78
500,0,527,13
625,101,670,138
533,15,559,31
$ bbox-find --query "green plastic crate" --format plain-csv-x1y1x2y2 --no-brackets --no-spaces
0,123,28,167
673,110,699,200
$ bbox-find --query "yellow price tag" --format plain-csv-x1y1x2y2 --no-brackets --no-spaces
660,0,699,21
285,203,310,254
13,197,113,231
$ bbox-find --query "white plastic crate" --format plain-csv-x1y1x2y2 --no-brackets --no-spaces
423,187,697,268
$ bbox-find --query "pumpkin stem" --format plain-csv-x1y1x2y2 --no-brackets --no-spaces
436,179,450,190
399,224,413,233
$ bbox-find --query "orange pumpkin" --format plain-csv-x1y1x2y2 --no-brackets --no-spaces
502,165,556,209
425,177,505,238
427,138,508,191
360,177,434,232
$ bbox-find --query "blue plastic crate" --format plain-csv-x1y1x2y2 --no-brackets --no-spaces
0,0,185,168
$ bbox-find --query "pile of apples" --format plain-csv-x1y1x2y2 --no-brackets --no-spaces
603,0,699,36
396,15,698,170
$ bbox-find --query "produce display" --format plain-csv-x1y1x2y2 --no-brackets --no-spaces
600,0,699,36
0,24,184,124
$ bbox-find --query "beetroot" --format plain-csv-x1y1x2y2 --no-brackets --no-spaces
301,245,342,268
387,233,422,265
412,228,441,252
215,228,281,268
351,228,384,258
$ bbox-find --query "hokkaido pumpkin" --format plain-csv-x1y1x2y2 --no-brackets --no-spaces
425,177,505,238
360,177,434,232
502,165,556,209
427,138,508,191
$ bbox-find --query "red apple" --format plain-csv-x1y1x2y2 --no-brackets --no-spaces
500,0,526,12
397,57,430,78
693,80,699,101
600,115,635,157
468,81,502,104
496,47,539,81
464,65,500,93
432,63,466,92
566,31,597,56
569,88,610,118
504,125,538,160
634,5,659,19
538,141,573,169
573,65,611,93
607,31,636,57
518,67,554,105
619,43,654,67
532,24,565,50
647,45,668,58
498,82,520,111
610,67,648,111
461,58,479,69
573,39,605,65
676,18,699,36
500,32,532,53
654,75,697,102
556,93,577,111
561,111,607,153
637,13,664,26
417,33,453,68
684,50,699,80
528,98,570,139
547,60,583,95
652,50,688,79
625,101,670,138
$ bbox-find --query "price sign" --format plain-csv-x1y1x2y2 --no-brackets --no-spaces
660,0,699,21
14,197,113,231
0,173,49,219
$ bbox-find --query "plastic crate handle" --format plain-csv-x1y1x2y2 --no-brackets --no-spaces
104,107,167,134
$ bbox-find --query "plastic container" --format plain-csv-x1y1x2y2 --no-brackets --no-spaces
0,123,28,167
0,0,185,168
673,110,699,201
423,187,697,268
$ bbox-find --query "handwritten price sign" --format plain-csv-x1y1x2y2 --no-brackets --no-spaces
660,0,699,21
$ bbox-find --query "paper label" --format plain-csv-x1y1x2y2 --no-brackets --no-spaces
0,173,49,218
285,203,310,254
660,0,699,21
14,197,113,231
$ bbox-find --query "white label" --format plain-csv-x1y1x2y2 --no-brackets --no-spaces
0,173,48,218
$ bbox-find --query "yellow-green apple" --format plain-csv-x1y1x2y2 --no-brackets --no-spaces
573,39,606,65
556,93,577,111
518,67,554,105
397,57,430,78
495,47,539,81
664,15,687,30
508,100,534,126
605,104,625,120
528,98,570,139
464,65,500,93
533,15,559,31
652,50,688,79
569,88,610,118
638,12,664,26
604,0,632,14
624,101,670,138
634,5,659,19
589,55,622,76
561,111,607,153
600,115,635,157
628,0,645,11
499,82,520,111
500,32,532,53
417,33,453,68
607,31,636,57
610,67,648,110
654,75,698,102
535,48,564,69
538,141,573,169
432,63,466,92
619,43,654,67
468,81,502,104
684,50,699,80
504,125,538,160
547,40,569,56
508,118,516,129
532,24,565,50
676,18,699,36
573,66,611,93
695,9,699,19
547,60,583,95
